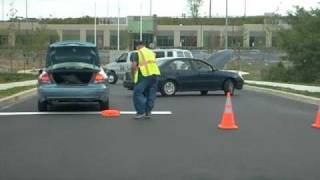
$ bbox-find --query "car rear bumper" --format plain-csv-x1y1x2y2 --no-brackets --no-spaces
38,84,109,103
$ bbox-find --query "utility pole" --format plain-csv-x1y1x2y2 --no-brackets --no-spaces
94,2,97,46
209,0,212,18
225,0,228,50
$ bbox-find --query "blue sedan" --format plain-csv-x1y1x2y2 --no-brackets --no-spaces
37,41,109,111
123,58,244,96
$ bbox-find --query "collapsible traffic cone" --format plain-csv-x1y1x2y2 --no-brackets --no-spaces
312,105,320,128
101,109,121,118
218,92,239,130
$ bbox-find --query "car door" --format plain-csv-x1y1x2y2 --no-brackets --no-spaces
164,59,196,91
191,60,220,90
116,53,128,76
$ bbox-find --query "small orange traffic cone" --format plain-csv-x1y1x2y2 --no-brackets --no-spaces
101,109,120,118
218,92,239,130
312,105,320,128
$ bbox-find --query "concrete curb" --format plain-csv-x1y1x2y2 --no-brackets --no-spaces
245,85,320,105
0,88,37,110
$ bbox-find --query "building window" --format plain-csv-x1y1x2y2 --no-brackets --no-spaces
180,31,197,48
157,35,173,48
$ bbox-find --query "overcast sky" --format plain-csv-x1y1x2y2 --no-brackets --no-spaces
2,0,320,19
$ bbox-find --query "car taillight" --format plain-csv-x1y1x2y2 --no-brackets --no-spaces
39,72,51,84
95,72,106,83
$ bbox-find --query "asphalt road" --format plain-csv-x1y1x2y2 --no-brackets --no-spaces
0,84,320,180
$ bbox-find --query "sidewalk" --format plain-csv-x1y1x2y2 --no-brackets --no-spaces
246,80,320,93
0,80,37,90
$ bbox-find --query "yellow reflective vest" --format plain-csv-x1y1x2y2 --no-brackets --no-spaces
134,47,161,83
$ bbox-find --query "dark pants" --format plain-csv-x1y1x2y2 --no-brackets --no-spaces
133,75,159,115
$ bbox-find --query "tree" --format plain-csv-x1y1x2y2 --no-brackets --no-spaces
278,7,320,83
187,0,203,18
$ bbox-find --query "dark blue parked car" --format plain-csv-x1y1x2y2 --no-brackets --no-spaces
123,58,244,96
37,41,109,111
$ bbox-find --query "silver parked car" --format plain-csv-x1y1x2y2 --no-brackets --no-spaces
37,41,109,111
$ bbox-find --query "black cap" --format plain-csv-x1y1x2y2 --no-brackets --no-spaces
135,40,145,46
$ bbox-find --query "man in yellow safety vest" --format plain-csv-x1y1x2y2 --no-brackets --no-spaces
130,41,161,119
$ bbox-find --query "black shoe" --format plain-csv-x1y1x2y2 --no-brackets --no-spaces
134,114,145,120
145,112,152,119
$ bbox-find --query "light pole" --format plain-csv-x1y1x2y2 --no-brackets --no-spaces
25,0,28,20
2,0,4,21
225,0,228,50
209,0,212,18
117,0,120,51
140,2,143,41
244,0,246,17
94,2,97,46
149,0,152,16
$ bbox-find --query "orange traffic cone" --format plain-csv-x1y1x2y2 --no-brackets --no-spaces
101,109,121,118
218,92,239,130
312,105,320,128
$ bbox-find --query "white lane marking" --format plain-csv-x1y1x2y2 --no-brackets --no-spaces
0,111,172,116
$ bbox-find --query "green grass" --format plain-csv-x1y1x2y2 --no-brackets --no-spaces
246,83,320,98
226,59,271,81
0,73,37,84
0,86,36,99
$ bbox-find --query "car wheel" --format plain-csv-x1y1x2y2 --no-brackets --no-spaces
99,100,109,110
108,72,118,84
201,91,208,95
223,79,235,96
38,101,48,112
160,80,176,96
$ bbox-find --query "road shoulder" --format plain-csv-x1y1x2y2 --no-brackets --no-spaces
245,85,320,105
0,88,37,110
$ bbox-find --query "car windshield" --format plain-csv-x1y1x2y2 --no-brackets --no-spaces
47,47,99,67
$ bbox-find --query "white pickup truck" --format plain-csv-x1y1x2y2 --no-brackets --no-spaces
104,49,193,84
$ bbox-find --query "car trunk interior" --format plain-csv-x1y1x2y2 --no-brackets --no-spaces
52,71,95,85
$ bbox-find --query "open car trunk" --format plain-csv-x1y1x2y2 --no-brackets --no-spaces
47,62,101,85
52,71,96,85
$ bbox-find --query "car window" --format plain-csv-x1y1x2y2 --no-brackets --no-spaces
155,51,165,58
176,51,184,57
168,60,192,71
47,46,99,66
184,51,192,58
192,60,213,72
117,53,127,63
167,51,173,57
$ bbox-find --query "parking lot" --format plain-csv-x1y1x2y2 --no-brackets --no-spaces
0,84,319,180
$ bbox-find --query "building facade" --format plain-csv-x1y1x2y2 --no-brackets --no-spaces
0,16,286,50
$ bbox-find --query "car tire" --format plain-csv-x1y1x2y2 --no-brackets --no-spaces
99,100,109,110
108,71,118,84
160,80,177,96
223,79,235,96
38,101,48,112
200,91,208,95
